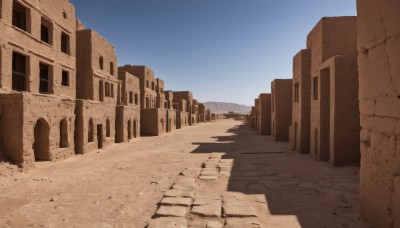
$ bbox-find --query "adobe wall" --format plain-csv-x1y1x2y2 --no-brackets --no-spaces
254,99,259,132
271,79,292,141
180,112,189,128
0,0,77,97
0,93,75,167
115,106,140,143
357,1,400,227
140,108,168,136
291,49,311,153
166,109,177,133
76,30,119,103
258,93,271,135
75,100,116,154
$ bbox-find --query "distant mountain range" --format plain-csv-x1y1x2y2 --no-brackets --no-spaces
204,102,252,114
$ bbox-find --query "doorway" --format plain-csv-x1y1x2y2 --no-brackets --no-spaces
33,118,50,161
97,124,103,149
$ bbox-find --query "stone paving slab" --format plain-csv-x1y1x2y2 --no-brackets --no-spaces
222,198,248,206
161,197,193,206
199,175,218,180
195,190,221,200
181,169,201,178
191,201,222,217
201,170,219,176
155,206,189,217
225,217,263,228
148,217,188,228
193,198,221,206
165,189,196,199
173,182,197,190
223,205,257,218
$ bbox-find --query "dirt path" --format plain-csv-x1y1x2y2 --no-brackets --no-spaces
0,119,367,227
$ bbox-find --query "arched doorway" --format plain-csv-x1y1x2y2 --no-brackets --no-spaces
128,119,132,140
60,119,68,148
33,118,50,161
133,119,137,138
106,118,111,137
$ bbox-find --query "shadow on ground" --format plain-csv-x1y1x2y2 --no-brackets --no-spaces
191,121,364,227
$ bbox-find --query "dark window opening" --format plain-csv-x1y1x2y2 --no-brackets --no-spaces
134,94,139,105
99,80,104,102
12,1,27,31
146,80,149,88
40,18,52,45
129,92,133,104
99,57,104,70
61,32,70,55
62,70,69,86
151,82,155,90
105,82,110,97
39,63,49,94
106,119,110,137
111,84,114,98
313,77,319,100
59,119,68,148
62,10,67,19
110,62,114,75
12,52,26,91
88,119,94,142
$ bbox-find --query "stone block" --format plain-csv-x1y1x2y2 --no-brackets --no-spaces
155,206,189,217
161,197,193,207
148,217,188,228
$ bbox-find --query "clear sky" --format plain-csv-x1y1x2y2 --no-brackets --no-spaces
70,0,356,106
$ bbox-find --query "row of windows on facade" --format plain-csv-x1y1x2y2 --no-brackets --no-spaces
99,57,114,75
146,80,163,93
12,52,69,93
12,1,71,55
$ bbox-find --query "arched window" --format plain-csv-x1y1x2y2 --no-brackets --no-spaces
106,119,111,137
60,119,68,148
88,119,94,142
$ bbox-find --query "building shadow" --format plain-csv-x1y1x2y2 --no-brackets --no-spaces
191,121,364,228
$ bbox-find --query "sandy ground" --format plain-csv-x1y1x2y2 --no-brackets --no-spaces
0,119,367,227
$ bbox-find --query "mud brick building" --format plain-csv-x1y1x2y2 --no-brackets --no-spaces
115,70,140,143
198,103,207,122
254,98,260,132
257,93,271,135
192,99,199,124
307,17,360,166
75,29,119,154
0,0,77,166
206,109,212,122
290,49,311,153
118,65,171,136
173,91,194,126
271,79,292,141
356,1,400,226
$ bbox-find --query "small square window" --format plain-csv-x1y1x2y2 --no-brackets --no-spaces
62,70,69,86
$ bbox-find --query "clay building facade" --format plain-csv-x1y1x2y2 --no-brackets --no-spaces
290,49,311,153
115,71,141,143
192,99,199,124
271,79,292,141
254,98,260,132
0,0,77,166
198,103,207,123
307,17,360,166
257,93,271,135
75,29,119,154
173,91,194,126
357,1,400,226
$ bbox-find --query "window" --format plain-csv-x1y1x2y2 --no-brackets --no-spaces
59,119,68,148
111,84,114,98
41,17,52,45
99,57,104,70
106,119,110,137
99,80,104,102
294,82,299,103
134,94,138,105
61,32,70,55
62,10,67,19
146,80,149,88
61,70,69,86
88,119,94,142
12,1,27,31
129,92,133,104
110,62,114,75
105,82,110,97
151,82,155,90
12,52,26,91
39,63,49,94
313,77,319,100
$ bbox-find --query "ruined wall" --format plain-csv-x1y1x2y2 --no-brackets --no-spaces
115,106,140,143
75,100,116,154
258,93,271,135
291,49,311,153
271,79,292,141
357,1,400,227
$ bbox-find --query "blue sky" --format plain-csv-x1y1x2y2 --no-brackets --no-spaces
70,0,356,106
